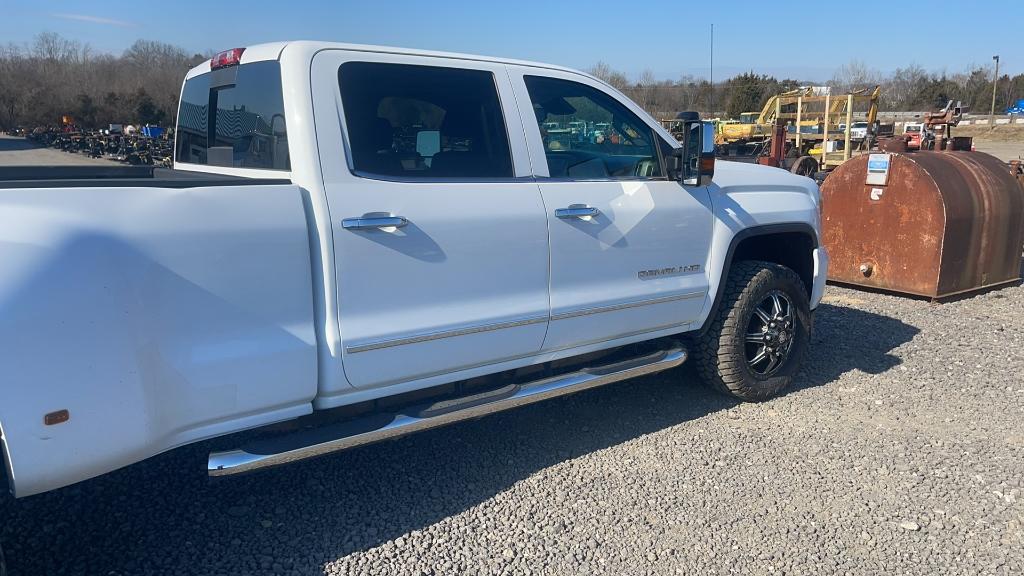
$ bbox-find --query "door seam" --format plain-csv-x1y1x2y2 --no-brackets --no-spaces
505,64,554,353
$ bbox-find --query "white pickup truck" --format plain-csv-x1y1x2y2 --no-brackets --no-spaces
0,41,827,499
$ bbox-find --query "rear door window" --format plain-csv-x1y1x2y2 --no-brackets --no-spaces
175,61,290,170
338,62,513,179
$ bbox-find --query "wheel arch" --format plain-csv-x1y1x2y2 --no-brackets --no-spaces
699,223,818,336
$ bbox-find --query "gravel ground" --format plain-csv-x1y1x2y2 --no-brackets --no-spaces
2,282,1023,575
971,140,1024,163
0,135,112,166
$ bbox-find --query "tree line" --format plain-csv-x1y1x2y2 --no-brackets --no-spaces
590,60,1024,121
0,33,206,131
1,33,1022,131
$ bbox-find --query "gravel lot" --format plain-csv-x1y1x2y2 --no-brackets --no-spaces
2,280,1022,575
0,135,112,166
972,140,1024,163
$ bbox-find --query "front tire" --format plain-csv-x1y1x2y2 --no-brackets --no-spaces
694,261,811,401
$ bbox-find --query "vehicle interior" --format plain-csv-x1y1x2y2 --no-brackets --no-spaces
339,62,514,179
524,76,664,180
532,99,660,179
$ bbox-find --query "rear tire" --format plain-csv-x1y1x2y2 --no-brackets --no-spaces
694,261,810,401
790,155,818,177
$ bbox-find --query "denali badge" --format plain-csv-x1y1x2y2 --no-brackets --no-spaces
638,265,701,279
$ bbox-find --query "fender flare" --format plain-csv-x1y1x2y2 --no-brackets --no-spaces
699,222,819,336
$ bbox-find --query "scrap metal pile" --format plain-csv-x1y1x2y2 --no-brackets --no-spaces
25,129,174,167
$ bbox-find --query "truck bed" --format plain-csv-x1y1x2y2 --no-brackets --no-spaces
0,165,290,189
0,171,315,497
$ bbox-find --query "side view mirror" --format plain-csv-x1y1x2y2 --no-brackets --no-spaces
671,112,715,186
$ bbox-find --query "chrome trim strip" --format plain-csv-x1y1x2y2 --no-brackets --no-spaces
551,291,705,321
554,320,692,350
208,346,687,476
345,315,548,354
345,292,704,354
332,320,694,399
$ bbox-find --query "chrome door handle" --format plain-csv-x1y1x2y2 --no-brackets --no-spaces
555,204,600,219
342,213,408,230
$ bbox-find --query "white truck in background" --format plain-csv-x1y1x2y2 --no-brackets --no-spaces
0,42,827,502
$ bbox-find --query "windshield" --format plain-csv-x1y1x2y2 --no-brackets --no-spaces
175,61,289,170
905,125,921,133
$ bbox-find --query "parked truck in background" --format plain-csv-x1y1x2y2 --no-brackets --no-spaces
0,41,827,502
838,121,870,140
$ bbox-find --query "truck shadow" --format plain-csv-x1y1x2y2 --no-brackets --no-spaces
0,303,918,575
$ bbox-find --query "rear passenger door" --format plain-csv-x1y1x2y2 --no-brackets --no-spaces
311,52,549,392
507,67,714,351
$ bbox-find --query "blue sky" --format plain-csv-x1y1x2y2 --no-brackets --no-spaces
4,0,1020,81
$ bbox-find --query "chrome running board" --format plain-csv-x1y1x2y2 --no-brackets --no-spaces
208,345,687,477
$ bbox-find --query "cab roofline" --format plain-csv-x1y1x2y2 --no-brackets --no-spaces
184,40,590,81
184,42,289,80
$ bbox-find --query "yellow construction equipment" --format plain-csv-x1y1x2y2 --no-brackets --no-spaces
718,86,881,161
718,111,769,145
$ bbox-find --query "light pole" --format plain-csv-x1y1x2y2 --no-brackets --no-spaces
709,23,714,118
989,55,1000,127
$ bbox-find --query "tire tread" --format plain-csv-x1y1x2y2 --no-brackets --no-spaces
694,260,809,401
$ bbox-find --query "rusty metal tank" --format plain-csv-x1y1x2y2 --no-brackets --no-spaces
821,151,1024,298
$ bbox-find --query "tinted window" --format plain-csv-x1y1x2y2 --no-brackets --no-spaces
175,61,290,170
524,75,664,179
339,62,513,179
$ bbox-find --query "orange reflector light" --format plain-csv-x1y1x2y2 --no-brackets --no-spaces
44,409,69,426
700,155,715,175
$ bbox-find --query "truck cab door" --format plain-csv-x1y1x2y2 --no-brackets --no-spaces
507,66,714,351
310,51,549,396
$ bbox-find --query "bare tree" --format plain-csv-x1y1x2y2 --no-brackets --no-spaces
829,60,882,93
636,69,656,110
587,61,629,92
884,64,929,109
0,33,206,130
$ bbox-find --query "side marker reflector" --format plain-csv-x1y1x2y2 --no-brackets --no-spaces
44,410,69,426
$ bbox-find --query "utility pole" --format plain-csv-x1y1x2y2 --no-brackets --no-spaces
989,55,1000,127
709,23,714,118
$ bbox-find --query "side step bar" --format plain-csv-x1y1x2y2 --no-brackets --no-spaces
208,344,687,476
